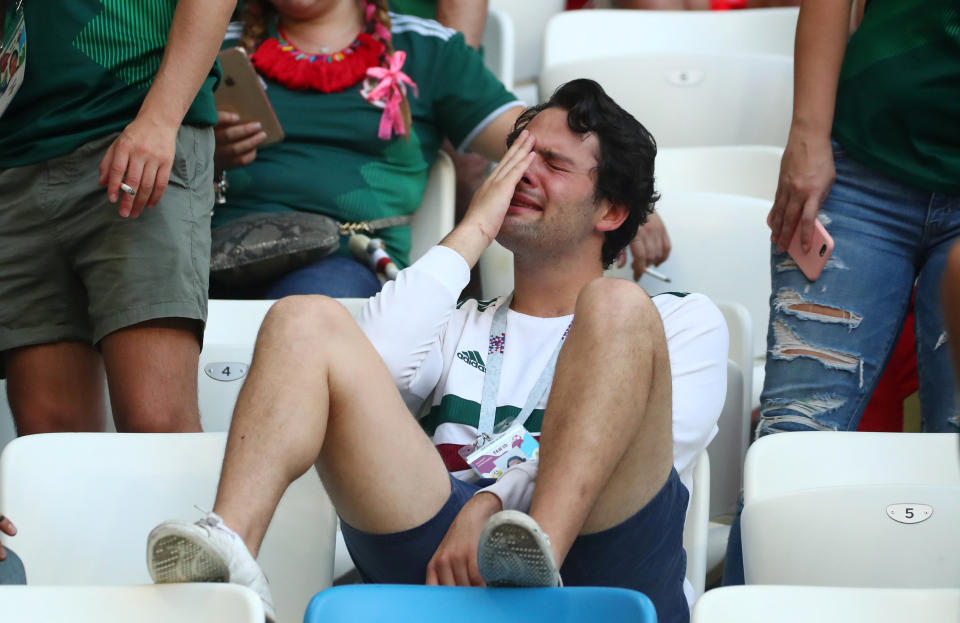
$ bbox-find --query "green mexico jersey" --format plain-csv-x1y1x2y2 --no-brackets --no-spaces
216,14,519,268
0,0,220,168
388,0,436,20
832,0,960,194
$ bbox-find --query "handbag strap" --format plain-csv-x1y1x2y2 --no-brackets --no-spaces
338,214,413,235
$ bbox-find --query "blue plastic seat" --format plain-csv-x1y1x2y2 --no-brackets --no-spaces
303,585,657,623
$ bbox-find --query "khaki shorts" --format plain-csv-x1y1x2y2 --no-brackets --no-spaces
0,125,214,360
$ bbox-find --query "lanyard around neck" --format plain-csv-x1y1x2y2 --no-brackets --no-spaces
477,293,571,436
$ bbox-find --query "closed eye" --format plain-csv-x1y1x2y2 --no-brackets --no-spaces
548,162,567,172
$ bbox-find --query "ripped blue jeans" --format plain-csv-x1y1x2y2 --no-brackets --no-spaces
758,141,960,435
723,141,960,587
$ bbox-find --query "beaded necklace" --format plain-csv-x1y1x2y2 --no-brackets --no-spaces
251,29,385,93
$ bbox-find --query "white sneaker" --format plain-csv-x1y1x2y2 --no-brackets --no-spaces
477,510,561,587
147,512,276,622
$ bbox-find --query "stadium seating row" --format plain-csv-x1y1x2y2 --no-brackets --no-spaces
2,582,959,623
2,429,957,622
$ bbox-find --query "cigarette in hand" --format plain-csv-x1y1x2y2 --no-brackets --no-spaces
644,266,671,283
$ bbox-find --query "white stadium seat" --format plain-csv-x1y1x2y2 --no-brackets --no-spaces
198,299,274,432
410,150,456,267
616,191,773,373
701,361,746,573
0,584,265,623
489,0,566,105
709,357,751,520
0,432,337,623
712,301,753,483
489,0,565,85
655,146,783,202
482,8,515,92
543,8,798,68
683,450,711,599
741,431,960,587
199,298,366,433
692,585,960,623
656,147,781,411
540,52,793,148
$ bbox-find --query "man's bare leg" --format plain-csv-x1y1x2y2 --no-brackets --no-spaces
530,278,674,564
101,318,202,433
5,342,107,435
210,296,452,556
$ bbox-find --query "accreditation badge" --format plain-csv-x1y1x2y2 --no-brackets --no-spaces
459,422,540,480
0,0,26,119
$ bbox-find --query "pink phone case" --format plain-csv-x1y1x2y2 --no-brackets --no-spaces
787,219,834,281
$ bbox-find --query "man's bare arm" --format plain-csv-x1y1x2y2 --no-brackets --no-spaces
466,105,523,161
767,0,851,252
436,0,489,49
99,0,236,217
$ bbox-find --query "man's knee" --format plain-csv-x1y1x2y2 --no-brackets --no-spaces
5,346,107,434
574,278,660,336
261,295,356,344
10,397,106,434
114,405,200,433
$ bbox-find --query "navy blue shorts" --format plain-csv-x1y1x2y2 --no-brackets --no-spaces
340,468,690,623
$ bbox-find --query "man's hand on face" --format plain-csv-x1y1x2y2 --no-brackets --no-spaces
441,130,535,267
425,492,503,586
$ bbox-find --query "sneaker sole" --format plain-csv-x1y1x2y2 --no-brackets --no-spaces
148,533,230,584
478,511,559,587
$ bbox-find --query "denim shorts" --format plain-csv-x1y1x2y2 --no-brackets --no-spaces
340,468,690,623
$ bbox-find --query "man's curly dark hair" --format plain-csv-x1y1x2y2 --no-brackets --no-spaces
506,79,659,268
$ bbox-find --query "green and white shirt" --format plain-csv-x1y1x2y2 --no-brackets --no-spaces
217,15,521,267
0,1,220,168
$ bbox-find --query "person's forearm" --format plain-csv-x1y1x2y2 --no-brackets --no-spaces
436,0,488,48
358,246,469,402
467,105,523,160
440,220,494,269
790,0,852,138
137,0,237,128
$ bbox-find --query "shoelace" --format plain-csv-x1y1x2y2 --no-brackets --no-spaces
193,505,219,534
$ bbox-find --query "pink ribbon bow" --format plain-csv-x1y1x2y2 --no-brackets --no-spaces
364,50,419,140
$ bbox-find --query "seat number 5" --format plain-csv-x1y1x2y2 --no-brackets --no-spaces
886,503,933,525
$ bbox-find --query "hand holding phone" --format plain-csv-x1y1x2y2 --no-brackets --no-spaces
215,47,284,146
787,218,834,281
